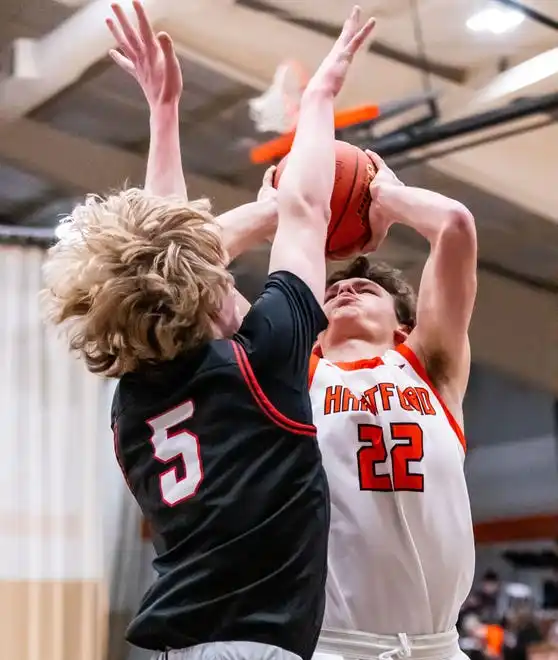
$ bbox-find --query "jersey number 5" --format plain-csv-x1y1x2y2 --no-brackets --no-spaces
147,401,204,507
357,423,424,492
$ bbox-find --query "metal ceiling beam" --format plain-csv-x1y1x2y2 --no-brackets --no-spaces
236,0,467,83
494,0,558,31
367,90,558,156
0,118,252,213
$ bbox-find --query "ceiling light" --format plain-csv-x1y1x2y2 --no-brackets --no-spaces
467,6,525,35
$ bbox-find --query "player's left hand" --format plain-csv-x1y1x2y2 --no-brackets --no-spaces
257,166,278,242
106,1,183,108
363,150,404,252
257,166,278,205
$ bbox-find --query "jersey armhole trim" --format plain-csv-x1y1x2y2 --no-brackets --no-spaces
231,341,317,438
308,354,320,387
395,343,467,453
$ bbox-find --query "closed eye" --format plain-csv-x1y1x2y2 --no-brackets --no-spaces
359,286,379,296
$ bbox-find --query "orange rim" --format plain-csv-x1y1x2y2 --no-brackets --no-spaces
250,104,380,164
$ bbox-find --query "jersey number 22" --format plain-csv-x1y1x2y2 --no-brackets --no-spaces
357,423,424,492
147,401,204,506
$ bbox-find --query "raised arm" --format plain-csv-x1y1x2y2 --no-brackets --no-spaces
106,1,277,259
107,1,186,197
367,152,477,404
269,6,375,305
216,167,277,263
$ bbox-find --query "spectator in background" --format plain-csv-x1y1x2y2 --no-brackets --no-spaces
502,604,543,660
478,570,503,623
543,567,558,610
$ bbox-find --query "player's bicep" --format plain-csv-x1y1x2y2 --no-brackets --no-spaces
236,271,327,377
268,201,329,306
411,211,477,382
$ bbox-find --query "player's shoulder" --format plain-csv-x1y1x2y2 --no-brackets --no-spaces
266,269,314,292
112,340,237,422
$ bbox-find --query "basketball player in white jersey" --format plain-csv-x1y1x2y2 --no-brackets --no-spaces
311,153,477,660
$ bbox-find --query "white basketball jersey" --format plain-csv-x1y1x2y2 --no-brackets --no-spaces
309,344,475,636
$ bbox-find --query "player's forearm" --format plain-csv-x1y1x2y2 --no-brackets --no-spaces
216,199,277,264
277,87,336,221
145,104,188,199
379,184,474,245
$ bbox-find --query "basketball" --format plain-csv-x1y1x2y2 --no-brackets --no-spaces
273,140,377,259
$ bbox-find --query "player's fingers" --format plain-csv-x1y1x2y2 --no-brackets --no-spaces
262,165,277,187
158,33,182,92
133,1,158,55
111,3,141,55
365,149,385,171
339,5,361,44
347,17,376,54
106,18,135,61
367,216,389,252
109,49,136,76
158,32,177,64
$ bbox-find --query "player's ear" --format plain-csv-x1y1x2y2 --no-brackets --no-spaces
393,325,409,346
315,330,327,352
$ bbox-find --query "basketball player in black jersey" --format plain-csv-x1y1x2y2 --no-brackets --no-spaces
42,4,375,659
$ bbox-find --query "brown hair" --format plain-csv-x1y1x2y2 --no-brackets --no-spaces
41,188,232,378
327,256,417,329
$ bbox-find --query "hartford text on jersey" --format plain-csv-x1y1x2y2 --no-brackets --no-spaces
323,383,436,417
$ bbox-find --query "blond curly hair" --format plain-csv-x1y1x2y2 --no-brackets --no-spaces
42,188,232,377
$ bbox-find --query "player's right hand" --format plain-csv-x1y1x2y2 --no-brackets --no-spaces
106,1,183,108
366,150,404,189
307,6,375,98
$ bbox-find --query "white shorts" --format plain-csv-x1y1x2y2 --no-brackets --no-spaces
157,641,302,660
314,628,467,660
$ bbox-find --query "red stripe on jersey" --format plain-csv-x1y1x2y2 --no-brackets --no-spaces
232,341,317,437
395,343,467,452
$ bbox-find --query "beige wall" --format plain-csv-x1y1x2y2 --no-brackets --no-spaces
0,580,107,660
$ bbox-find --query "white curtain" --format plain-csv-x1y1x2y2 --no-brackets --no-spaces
0,244,107,659
103,379,154,660
0,244,148,660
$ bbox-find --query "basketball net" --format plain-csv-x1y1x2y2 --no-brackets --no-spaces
248,60,308,134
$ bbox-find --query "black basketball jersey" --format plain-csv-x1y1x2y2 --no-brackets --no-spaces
112,271,329,660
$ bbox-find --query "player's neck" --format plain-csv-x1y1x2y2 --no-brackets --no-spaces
320,336,393,364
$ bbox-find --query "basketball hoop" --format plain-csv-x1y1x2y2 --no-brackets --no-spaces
248,60,308,134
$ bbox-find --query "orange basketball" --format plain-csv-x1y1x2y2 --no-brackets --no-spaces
273,140,376,259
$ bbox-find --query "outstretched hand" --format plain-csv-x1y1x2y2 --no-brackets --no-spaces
106,1,183,108
308,6,375,98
